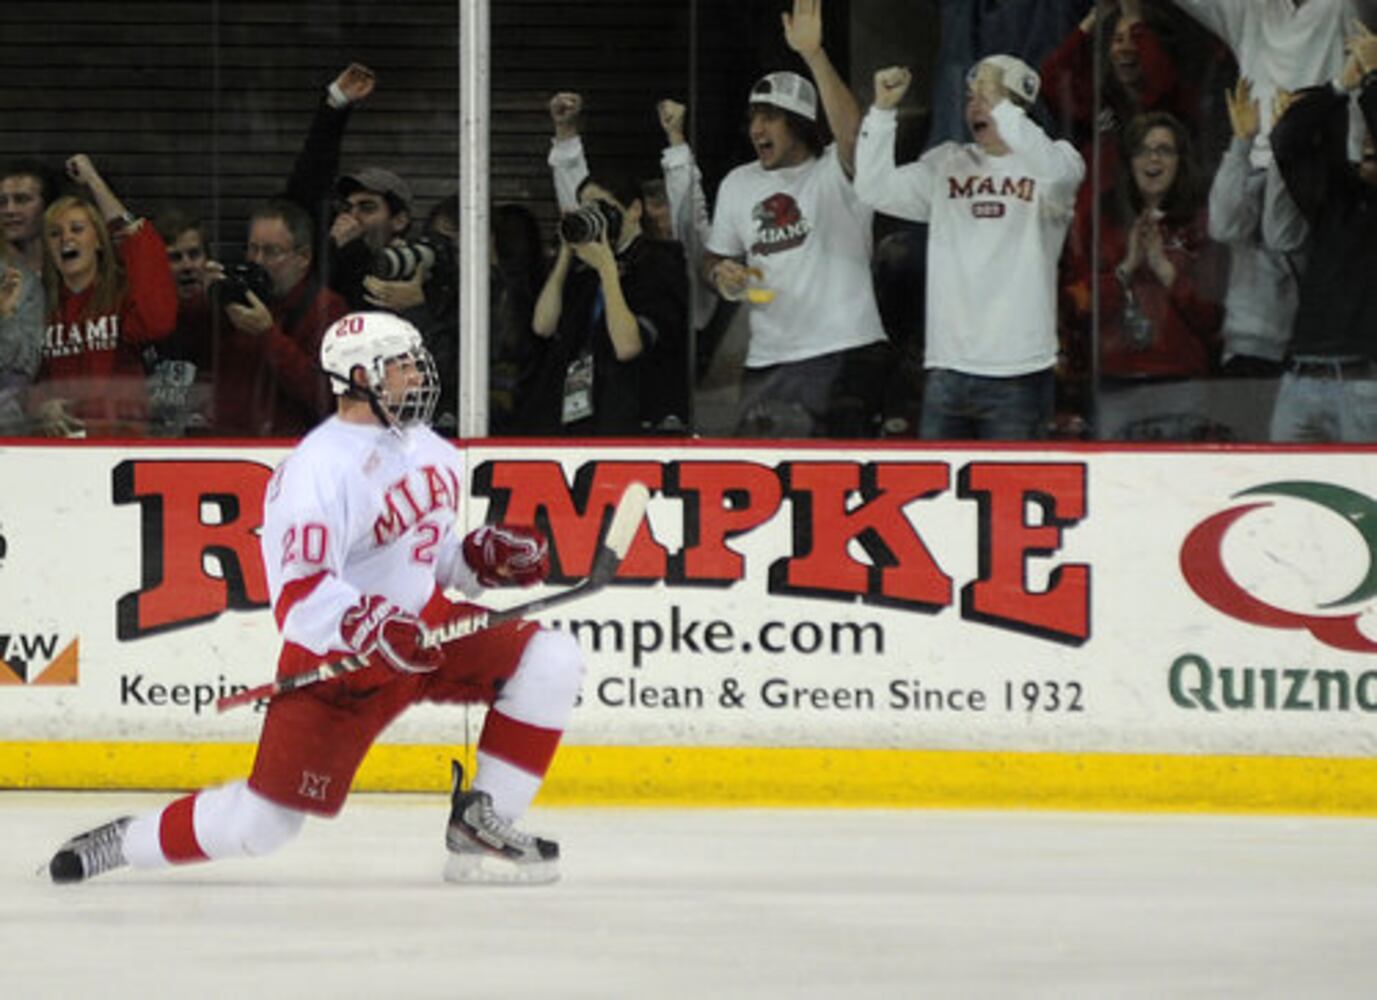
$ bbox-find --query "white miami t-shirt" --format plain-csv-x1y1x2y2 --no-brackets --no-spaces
707,145,888,368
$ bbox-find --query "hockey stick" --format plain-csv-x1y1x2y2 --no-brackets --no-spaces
215,480,651,713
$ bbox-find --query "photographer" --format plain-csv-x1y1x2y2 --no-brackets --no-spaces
334,164,416,310
524,173,687,435
284,62,432,317
364,196,461,433
209,199,347,436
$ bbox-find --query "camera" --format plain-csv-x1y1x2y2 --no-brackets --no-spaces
208,261,274,310
559,199,623,245
374,234,455,283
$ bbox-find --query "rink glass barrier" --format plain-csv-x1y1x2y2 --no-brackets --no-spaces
0,1,1332,444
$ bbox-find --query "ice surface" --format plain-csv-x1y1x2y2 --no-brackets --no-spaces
5,791,1374,999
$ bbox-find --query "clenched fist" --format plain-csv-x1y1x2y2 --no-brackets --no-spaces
549,92,583,140
463,524,550,588
658,99,687,145
873,66,912,111
333,63,377,104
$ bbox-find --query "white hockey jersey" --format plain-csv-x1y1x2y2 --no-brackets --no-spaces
261,416,480,660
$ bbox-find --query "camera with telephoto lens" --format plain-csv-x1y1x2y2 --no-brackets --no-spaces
208,261,275,310
559,199,623,245
373,234,455,283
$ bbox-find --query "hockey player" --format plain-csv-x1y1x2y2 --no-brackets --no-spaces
48,311,584,885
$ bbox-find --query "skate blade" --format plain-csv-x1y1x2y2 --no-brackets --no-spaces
443,851,560,885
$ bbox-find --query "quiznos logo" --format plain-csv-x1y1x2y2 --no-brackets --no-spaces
1180,481,1377,652
1174,481,1377,713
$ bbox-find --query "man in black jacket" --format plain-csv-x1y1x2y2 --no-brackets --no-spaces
285,64,428,315
524,172,689,436
1268,34,1377,442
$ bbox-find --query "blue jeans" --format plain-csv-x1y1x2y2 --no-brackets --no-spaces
1269,371,1377,442
919,367,1055,441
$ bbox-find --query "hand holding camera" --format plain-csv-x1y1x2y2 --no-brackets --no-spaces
363,271,427,312
559,199,623,247
209,260,275,312
200,258,227,293
225,291,274,336
368,233,457,312
373,235,452,282
571,231,616,273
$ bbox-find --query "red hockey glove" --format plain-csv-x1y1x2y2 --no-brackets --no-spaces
462,524,550,588
340,594,442,674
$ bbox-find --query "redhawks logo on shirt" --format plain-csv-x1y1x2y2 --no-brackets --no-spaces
750,192,810,256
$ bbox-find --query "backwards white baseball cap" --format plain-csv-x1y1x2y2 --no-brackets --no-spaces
749,71,818,122
967,54,1041,105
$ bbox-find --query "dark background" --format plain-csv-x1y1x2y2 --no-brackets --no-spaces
0,0,855,256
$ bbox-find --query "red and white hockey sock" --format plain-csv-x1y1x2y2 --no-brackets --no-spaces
473,628,583,821
123,781,305,869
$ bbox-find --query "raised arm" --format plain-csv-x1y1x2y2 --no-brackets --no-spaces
853,67,936,223
1258,87,1307,251
1209,77,1262,243
547,92,589,214
64,154,132,226
985,94,1085,195
531,242,573,337
286,64,374,229
783,0,863,176
657,100,712,251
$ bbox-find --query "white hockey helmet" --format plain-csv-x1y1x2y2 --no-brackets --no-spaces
319,311,440,428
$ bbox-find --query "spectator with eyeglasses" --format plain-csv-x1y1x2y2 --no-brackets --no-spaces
210,198,347,436
1063,111,1224,440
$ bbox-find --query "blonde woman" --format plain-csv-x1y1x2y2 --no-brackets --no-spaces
33,154,176,436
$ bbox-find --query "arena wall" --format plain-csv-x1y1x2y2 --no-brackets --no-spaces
3,439,1377,813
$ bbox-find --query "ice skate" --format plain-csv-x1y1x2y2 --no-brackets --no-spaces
443,760,559,885
48,817,133,884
